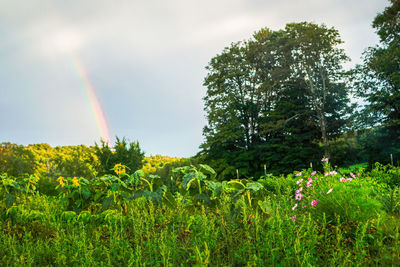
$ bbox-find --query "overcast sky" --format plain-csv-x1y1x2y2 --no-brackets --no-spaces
0,0,389,157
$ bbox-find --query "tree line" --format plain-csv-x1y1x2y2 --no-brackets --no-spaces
198,0,400,179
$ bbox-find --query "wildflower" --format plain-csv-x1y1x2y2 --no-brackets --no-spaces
306,181,312,188
72,177,80,187
327,188,333,194
340,177,346,182
296,179,303,185
330,171,337,176
357,173,361,178
302,205,307,209
296,187,303,194
324,172,329,176
296,172,302,177
292,203,298,211
321,157,329,162
311,171,316,175
292,215,296,222
350,172,355,178
114,163,126,175
295,193,304,201
57,176,65,187
346,178,352,182
311,200,317,207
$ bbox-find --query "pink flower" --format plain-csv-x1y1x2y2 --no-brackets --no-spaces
296,172,302,177
296,179,303,185
346,178,352,182
327,188,333,194
357,173,361,178
302,205,307,209
295,193,304,201
340,177,346,182
296,187,303,194
311,171,317,175
350,172,355,178
324,172,329,176
306,181,312,188
321,157,329,162
311,200,317,207
330,171,337,176
292,215,296,222
292,203,298,211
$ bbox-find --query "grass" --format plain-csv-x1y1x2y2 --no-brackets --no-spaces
1,163,400,265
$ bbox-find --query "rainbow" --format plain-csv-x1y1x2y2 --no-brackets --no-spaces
71,54,112,144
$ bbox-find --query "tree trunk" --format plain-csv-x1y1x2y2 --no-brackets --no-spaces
319,111,330,158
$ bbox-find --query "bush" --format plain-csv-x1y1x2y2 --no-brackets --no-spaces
94,137,144,176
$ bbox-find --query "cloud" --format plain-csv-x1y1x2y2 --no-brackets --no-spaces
0,0,389,156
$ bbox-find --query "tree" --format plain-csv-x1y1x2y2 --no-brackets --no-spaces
282,23,351,157
94,137,144,176
353,0,400,164
201,22,352,178
201,23,351,178
0,143,36,177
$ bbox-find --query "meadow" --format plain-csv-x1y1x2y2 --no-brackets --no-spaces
1,158,399,266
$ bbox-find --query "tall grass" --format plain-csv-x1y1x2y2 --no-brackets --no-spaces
1,163,400,265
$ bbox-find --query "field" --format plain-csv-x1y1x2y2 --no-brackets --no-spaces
1,160,400,266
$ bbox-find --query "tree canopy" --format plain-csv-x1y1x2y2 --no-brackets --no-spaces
201,22,351,178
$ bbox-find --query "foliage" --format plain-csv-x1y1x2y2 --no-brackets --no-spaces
142,155,183,174
201,22,351,179
0,160,400,265
94,137,144,176
352,0,400,164
0,142,99,180
0,143,36,177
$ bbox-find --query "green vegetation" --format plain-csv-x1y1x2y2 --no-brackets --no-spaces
0,160,399,265
1,1,399,265
199,1,400,179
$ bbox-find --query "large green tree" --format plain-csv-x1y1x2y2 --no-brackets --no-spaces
201,22,351,178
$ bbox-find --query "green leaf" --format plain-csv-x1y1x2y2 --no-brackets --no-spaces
193,193,211,205
102,195,114,210
149,174,161,180
133,169,145,178
111,183,120,192
5,194,15,208
204,180,223,197
172,166,191,174
246,182,263,192
163,191,177,209
199,164,216,178
195,172,207,181
258,200,272,214
82,189,91,199
182,173,196,190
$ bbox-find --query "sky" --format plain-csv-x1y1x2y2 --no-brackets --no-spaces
0,0,389,157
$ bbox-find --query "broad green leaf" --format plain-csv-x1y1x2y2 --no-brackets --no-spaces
195,172,207,181
182,173,196,190
199,164,216,178
246,182,263,192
